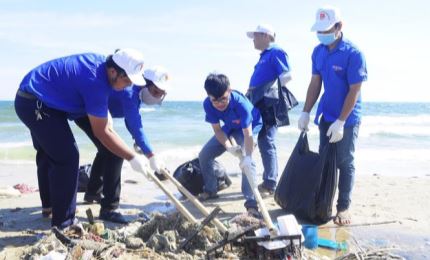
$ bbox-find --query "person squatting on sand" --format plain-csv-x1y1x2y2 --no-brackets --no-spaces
198,73,263,217
298,6,368,225
14,49,152,229
246,23,293,197
74,64,170,224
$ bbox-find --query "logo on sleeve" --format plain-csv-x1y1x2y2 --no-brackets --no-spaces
332,65,343,72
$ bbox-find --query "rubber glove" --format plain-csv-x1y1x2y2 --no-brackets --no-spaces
226,145,243,158
129,155,152,179
327,119,345,143
239,155,253,171
149,155,165,174
298,112,310,131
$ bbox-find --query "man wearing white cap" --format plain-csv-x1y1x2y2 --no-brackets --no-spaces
75,65,170,223
246,24,292,197
14,48,152,228
298,6,367,225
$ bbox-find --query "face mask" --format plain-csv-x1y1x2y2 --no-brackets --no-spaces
139,87,165,105
317,32,337,45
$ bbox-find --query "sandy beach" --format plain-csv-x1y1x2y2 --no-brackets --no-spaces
1,153,430,259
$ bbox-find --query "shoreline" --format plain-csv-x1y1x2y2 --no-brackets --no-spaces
1,161,430,258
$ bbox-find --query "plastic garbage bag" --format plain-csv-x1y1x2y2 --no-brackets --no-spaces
274,132,338,225
173,158,231,195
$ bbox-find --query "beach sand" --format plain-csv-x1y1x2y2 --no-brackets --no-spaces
1,155,430,259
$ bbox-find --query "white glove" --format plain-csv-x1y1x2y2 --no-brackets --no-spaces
327,119,345,143
129,155,152,179
149,155,165,173
298,112,310,132
226,145,243,158
239,155,254,171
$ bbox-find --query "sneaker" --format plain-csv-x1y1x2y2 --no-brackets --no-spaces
197,192,219,201
246,207,262,219
99,209,129,224
83,193,102,204
218,175,232,191
257,183,275,198
42,207,52,218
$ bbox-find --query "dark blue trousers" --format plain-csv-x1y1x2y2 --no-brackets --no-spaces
75,116,123,210
15,95,79,228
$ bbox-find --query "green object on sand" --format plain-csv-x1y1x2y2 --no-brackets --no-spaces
317,238,348,251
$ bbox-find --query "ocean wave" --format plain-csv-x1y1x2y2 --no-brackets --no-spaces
0,141,33,148
139,107,156,113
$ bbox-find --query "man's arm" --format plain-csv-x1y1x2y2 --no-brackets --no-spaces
303,74,322,112
89,115,135,160
211,123,230,148
242,125,254,157
338,83,362,121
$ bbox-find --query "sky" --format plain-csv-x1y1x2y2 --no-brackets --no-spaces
0,0,429,102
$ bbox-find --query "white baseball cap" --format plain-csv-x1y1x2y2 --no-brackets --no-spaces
311,6,341,32
112,48,146,86
143,65,170,91
246,24,275,39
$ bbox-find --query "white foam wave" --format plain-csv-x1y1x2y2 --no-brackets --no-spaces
0,141,32,148
278,115,430,138
139,107,156,113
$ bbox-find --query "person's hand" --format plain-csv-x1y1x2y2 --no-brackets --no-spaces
129,155,152,179
327,119,345,143
239,155,254,171
149,155,165,174
226,145,243,158
298,112,310,132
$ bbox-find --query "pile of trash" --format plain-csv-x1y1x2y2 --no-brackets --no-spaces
20,211,261,259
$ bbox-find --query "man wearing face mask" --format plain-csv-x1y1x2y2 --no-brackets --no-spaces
75,65,169,223
298,6,367,226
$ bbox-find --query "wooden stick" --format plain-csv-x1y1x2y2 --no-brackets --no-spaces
319,220,399,229
229,138,276,235
139,168,197,224
160,168,228,234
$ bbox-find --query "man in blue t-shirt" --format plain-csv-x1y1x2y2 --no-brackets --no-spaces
74,66,170,223
198,73,263,216
14,49,152,229
298,6,368,226
247,24,293,197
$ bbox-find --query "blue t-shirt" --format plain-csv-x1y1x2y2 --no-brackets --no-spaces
312,37,367,126
249,43,291,88
203,90,262,136
19,53,112,119
108,86,153,154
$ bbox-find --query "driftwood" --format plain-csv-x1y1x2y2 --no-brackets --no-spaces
319,220,399,229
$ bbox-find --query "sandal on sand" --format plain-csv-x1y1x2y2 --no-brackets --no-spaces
334,210,351,226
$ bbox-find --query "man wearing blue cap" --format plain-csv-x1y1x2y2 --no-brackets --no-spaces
298,6,368,225
14,49,151,228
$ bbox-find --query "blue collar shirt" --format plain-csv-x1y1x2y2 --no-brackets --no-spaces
312,37,367,126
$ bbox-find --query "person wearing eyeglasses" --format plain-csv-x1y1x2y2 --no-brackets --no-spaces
14,49,150,229
198,73,263,217
298,6,367,225
74,65,169,224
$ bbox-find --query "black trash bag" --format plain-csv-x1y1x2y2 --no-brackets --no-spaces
77,164,91,193
274,133,338,225
173,158,232,196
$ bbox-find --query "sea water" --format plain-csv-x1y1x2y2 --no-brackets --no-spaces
1,101,429,176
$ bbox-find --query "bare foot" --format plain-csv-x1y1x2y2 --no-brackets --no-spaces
334,210,351,226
